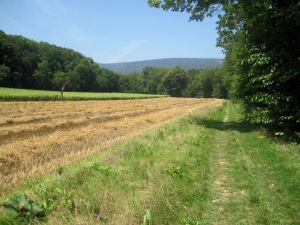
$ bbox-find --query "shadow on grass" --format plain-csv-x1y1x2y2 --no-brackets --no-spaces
196,118,257,133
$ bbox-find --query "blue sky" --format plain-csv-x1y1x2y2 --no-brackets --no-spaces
0,0,224,63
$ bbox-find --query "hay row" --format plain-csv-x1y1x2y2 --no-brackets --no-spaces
0,98,223,189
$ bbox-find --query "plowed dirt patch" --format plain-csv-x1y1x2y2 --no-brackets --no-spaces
0,98,223,189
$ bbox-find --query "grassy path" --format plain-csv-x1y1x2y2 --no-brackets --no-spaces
0,102,299,224
202,103,256,224
203,102,300,224
204,106,240,224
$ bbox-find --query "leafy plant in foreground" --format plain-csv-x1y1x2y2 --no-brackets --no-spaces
2,193,46,224
165,165,184,178
183,217,200,225
39,187,75,213
142,209,152,225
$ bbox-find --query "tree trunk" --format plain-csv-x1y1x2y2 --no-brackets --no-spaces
61,82,68,101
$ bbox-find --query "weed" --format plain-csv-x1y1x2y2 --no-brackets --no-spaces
2,193,46,224
43,197,55,213
142,210,152,225
57,189,75,213
183,217,200,225
37,185,75,213
157,129,165,140
165,165,184,178
57,166,63,175
86,163,111,174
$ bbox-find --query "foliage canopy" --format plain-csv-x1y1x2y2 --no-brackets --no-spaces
149,0,300,139
162,66,188,97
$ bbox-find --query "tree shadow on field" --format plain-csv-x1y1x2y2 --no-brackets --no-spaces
196,118,257,133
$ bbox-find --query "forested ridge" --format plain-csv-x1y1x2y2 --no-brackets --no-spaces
148,0,300,140
98,58,223,74
0,30,231,99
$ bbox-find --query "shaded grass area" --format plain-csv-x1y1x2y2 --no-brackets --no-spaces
0,102,299,224
0,87,168,101
201,103,300,224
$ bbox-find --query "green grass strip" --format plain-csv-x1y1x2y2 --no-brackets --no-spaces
0,87,168,101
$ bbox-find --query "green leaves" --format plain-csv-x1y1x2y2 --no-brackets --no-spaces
142,209,152,225
2,193,46,224
148,0,225,21
161,66,188,97
165,165,185,178
148,0,160,8
217,1,300,138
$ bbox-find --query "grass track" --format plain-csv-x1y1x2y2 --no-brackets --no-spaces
0,102,299,224
201,102,300,224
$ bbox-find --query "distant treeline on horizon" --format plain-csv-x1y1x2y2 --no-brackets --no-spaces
98,58,223,74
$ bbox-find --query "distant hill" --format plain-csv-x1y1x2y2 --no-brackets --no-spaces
98,58,223,74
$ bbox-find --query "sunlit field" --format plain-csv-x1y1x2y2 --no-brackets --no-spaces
0,87,168,101
0,97,223,189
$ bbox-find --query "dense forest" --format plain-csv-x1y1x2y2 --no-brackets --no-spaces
0,30,119,92
0,30,231,99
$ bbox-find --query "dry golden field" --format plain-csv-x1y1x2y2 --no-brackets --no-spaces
0,98,223,189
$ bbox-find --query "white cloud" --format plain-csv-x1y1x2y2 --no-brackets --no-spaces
105,39,147,63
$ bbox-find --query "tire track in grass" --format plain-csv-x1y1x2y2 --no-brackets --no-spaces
205,106,232,224
203,103,255,224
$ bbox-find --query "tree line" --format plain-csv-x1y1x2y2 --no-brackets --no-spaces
148,0,300,140
0,30,231,98
0,30,119,93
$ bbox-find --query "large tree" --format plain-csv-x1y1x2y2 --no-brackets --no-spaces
148,0,300,138
234,1,300,136
162,66,188,97
147,67,168,94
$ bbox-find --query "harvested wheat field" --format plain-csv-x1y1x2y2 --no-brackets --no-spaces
0,97,223,189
